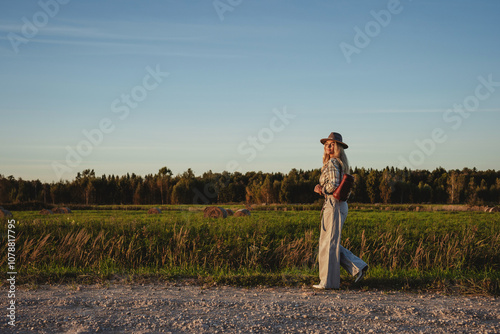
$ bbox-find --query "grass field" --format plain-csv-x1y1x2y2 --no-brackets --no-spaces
1,206,499,295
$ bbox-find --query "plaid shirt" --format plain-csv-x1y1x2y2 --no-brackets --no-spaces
319,158,342,195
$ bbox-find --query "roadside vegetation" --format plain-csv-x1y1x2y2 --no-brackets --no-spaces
1,206,499,295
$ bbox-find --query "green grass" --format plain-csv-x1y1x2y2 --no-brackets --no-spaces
1,206,499,294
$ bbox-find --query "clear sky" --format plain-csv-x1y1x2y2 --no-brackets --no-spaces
1,0,499,182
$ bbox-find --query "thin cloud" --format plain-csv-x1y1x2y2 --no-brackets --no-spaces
354,108,500,114
0,20,249,58
0,19,198,42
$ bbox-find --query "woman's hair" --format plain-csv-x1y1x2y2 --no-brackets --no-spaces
323,141,350,174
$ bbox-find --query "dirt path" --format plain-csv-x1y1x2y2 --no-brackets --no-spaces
2,283,499,333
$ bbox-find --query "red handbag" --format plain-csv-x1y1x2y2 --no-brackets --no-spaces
332,173,354,201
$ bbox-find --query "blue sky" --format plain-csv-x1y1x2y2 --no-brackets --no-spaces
1,0,499,182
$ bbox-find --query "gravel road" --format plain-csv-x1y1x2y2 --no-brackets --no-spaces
2,283,499,333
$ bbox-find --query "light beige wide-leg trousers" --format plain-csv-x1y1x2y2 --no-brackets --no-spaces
318,197,367,289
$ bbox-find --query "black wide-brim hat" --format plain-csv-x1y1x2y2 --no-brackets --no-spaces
320,132,348,149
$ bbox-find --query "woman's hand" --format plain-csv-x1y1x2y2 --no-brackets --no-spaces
314,184,323,196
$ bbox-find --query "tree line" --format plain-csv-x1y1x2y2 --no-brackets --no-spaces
1,166,499,206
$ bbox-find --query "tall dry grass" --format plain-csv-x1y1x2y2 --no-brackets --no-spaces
1,209,499,293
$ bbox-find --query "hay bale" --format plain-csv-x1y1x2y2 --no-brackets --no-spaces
53,207,72,214
148,207,162,214
39,209,53,215
225,209,234,216
203,206,228,218
234,209,251,217
0,208,13,218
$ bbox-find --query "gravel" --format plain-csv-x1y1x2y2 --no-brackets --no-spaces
2,283,499,333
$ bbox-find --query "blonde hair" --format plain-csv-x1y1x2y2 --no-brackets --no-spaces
323,141,350,174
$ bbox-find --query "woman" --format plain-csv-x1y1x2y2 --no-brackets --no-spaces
313,132,368,289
